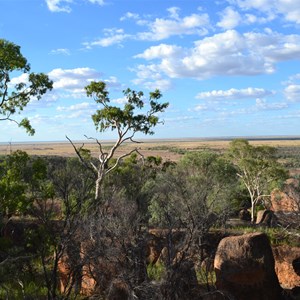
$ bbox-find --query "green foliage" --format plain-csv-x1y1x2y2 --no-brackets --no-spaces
85,81,168,135
0,39,53,134
147,262,166,281
149,151,237,228
0,150,31,215
227,139,288,221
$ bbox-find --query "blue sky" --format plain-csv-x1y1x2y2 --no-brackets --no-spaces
1,0,300,142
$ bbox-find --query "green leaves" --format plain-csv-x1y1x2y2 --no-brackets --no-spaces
0,39,53,135
86,81,169,136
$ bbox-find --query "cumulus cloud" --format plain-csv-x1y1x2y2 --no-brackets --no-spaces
9,73,29,86
137,10,210,41
48,67,102,93
228,0,300,24
85,8,211,49
134,44,183,60
285,84,300,102
133,29,300,82
196,87,274,100
217,7,242,29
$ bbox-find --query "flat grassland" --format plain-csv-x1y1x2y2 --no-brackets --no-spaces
1,137,300,161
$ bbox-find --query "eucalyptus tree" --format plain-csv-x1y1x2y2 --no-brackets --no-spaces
227,139,288,222
0,39,53,135
67,81,168,202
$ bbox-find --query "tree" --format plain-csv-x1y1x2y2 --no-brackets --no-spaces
67,81,168,202
149,151,237,298
227,139,288,222
0,39,53,135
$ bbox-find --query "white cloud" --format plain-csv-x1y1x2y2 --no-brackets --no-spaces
255,98,288,110
167,7,180,19
83,28,131,48
228,0,300,24
46,0,73,13
133,29,300,82
285,84,300,102
217,7,242,29
46,0,104,12
137,11,210,41
196,87,274,100
131,64,172,91
48,67,102,92
84,8,211,49
50,48,70,55
57,102,92,111
87,0,105,5
9,73,29,86
111,97,127,104
120,12,140,21
134,44,183,60
104,76,122,89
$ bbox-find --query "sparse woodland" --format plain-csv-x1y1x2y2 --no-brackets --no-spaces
1,39,300,299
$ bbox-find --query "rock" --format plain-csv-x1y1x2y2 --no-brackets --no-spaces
271,178,300,212
273,245,300,290
214,232,283,300
256,209,278,227
238,208,251,221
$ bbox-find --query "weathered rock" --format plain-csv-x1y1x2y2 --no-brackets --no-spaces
271,178,300,212
273,245,300,290
256,209,278,227
214,232,283,300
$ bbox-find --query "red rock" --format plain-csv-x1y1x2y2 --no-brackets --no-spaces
271,178,300,212
273,245,300,290
214,232,283,300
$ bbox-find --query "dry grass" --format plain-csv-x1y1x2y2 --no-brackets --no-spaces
1,138,300,161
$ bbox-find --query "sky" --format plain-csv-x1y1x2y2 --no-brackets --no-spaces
1,0,300,142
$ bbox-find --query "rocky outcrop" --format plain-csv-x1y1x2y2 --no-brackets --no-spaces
271,178,300,212
256,209,278,227
214,232,283,300
273,245,300,290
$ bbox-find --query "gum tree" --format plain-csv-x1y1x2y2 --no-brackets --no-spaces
67,81,168,202
227,139,288,222
0,39,53,135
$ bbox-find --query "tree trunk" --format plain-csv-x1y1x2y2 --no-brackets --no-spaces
251,200,255,223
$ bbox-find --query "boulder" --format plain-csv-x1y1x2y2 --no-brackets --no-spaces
214,232,283,300
256,209,278,227
273,245,300,290
271,178,300,212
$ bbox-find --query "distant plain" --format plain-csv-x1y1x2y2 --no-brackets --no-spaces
1,137,300,162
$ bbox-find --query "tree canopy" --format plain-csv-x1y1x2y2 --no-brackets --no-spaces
227,139,288,222
0,39,53,135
